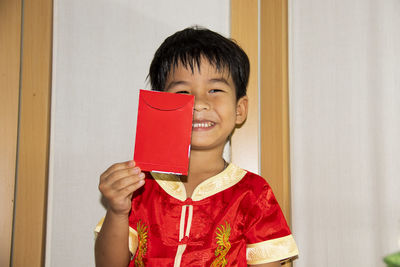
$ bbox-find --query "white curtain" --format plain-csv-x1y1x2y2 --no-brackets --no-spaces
289,0,400,266
47,1,229,266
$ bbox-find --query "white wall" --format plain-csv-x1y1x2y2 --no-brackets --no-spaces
47,1,229,266
289,0,400,266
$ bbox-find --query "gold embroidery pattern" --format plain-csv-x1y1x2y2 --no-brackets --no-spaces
211,221,231,267
134,220,148,267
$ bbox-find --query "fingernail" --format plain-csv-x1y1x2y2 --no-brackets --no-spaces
139,172,145,179
127,160,134,167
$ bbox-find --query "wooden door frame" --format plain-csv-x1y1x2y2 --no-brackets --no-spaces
231,0,292,224
1,0,53,266
0,1,22,265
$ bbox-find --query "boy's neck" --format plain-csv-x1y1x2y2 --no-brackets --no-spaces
183,147,226,195
188,148,225,175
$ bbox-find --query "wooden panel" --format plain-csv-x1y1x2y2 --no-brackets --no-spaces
232,1,293,264
12,0,53,265
230,0,260,172
231,0,291,223
260,0,291,223
0,1,22,266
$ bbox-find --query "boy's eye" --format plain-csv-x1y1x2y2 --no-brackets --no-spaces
209,89,223,93
175,90,190,94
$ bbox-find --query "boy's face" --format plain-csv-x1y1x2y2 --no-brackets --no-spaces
165,59,248,151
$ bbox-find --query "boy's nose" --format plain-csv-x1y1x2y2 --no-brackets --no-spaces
194,98,210,111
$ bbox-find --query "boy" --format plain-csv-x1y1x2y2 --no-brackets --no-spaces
95,26,298,267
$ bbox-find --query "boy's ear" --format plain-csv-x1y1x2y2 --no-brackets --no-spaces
235,95,248,125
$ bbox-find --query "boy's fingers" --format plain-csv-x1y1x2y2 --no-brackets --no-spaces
104,167,142,185
110,173,145,191
101,161,135,177
118,179,145,198
100,161,137,182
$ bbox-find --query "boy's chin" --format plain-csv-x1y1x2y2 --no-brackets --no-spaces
190,141,226,152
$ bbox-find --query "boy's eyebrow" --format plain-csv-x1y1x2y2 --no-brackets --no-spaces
165,77,231,90
165,80,189,90
208,77,230,86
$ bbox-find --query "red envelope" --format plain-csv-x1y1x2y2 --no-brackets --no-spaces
133,89,194,175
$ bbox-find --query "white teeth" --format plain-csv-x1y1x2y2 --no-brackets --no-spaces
192,122,214,128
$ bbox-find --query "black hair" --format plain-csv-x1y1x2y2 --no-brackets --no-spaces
148,26,249,100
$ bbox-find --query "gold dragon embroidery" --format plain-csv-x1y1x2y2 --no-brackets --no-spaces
210,221,231,267
134,220,148,267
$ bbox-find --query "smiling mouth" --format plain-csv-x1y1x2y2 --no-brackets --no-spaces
192,121,215,129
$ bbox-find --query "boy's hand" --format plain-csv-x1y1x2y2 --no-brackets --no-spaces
99,161,145,216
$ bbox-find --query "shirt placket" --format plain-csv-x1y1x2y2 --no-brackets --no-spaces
173,199,194,267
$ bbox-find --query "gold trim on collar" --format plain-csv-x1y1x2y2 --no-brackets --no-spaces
246,234,299,265
151,163,247,201
150,172,187,201
191,163,246,201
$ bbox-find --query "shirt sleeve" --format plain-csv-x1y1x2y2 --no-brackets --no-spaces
94,216,139,255
244,184,299,265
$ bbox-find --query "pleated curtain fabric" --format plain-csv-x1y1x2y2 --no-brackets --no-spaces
289,0,400,266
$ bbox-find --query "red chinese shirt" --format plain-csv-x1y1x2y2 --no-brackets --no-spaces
96,163,298,266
